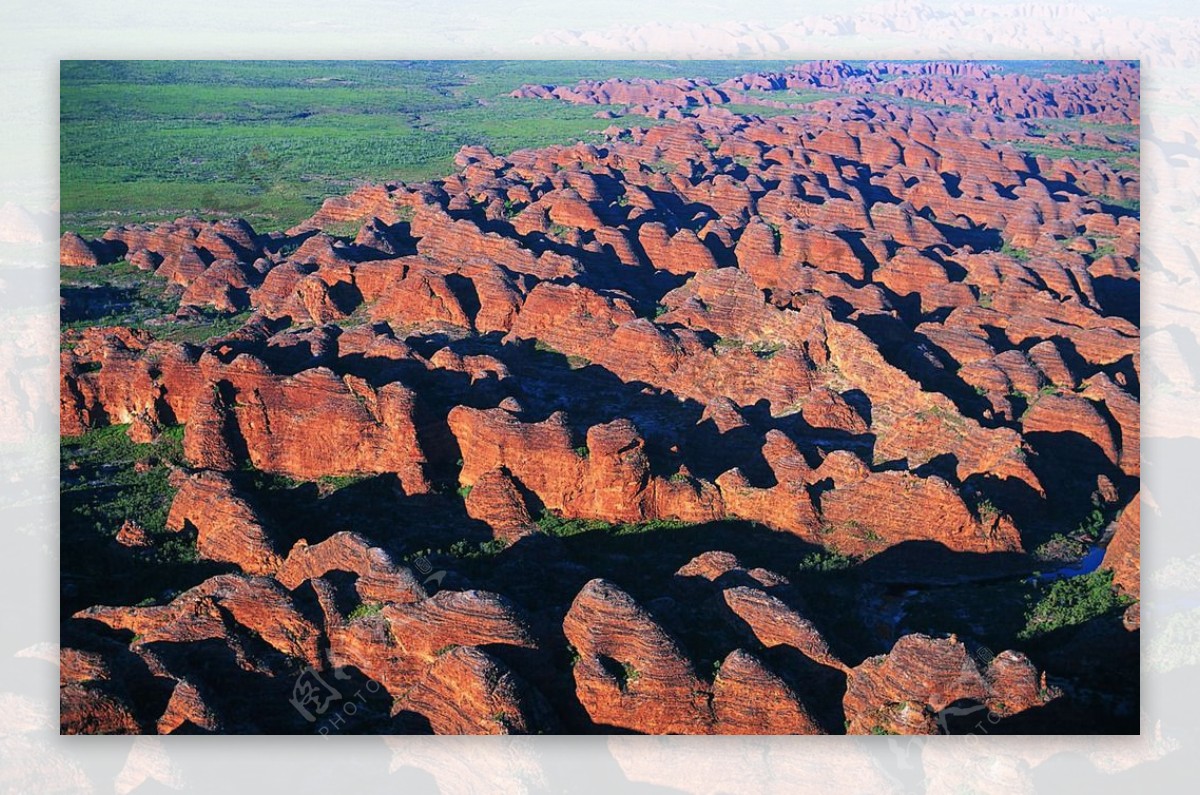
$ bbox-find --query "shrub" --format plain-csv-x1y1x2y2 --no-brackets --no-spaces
348,601,384,621
1018,569,1131,640
536,511,609,537
1000,242,1032,261
797,550,854,573
478,538,508,556
574,445,590,459
317,474,368,491
155,535,198,565
448,537,508,559
1033,534,1087,562
1077,508,1108,540
748,340,783,358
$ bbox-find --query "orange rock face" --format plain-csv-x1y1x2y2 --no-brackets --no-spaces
61,231,100,267
278,531,427,605
1102,494,1140,601
165,470,283,575
712,649,824,734
181,354,433,491
563,579,709,733
843,635,1054,734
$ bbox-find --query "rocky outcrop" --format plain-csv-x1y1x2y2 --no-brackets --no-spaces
1102,494,1140,601
819,471,1022,555
712,649,824,734
563,579,709,733
278,531,427,605
383,589,539,664
721,586,845,672
165,471,282,575
61,231,101,267
843,634,1053,734
182,356,432,491
157,679,223,734
395,645,557,734
74,574,324,668
463,467,537,540
59,647,143,734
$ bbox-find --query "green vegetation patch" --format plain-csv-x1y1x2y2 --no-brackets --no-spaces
796,550,856,573
63,60,794,235
60,261,180,332
61,259,253,345
1006,139,1138,172
1019,569,1132,640
999,242,1032,261
536,511,688,540
60,423,185,536
348,601,384,621
60,423,225,617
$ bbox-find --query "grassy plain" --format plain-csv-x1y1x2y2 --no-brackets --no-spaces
61,60,796,235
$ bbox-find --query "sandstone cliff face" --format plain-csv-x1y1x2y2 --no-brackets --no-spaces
179,354,433,491
61,231,100,267
165,470,282,575
395,645,557,734
1102,494,1140,601
843,635,1054,734
563,579,710,733
721,586,846,672
712,649,824,734
75,574,325,669
463,467,536,540
277,531,427,605
818,471,1021,556
60,647,144,734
